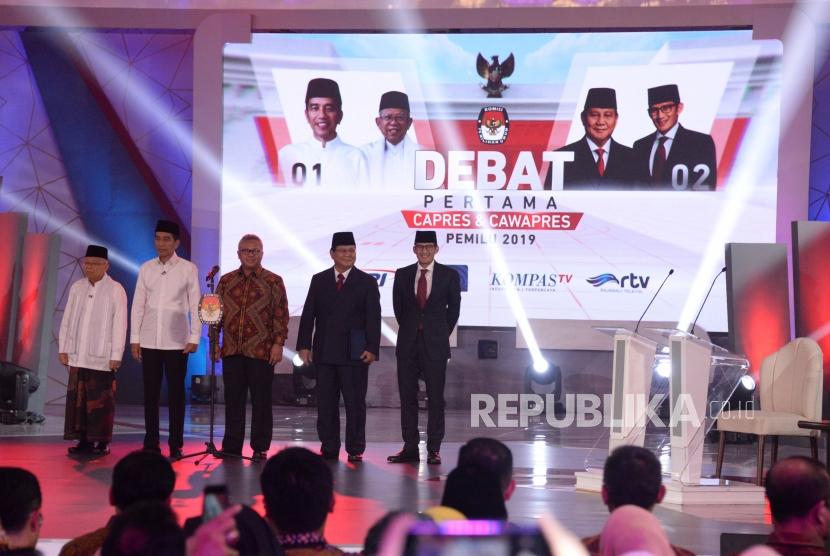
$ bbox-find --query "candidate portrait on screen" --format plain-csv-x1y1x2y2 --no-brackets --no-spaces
277,77,368,188
632,84,717,191
556,87,636,190
361,91,423,189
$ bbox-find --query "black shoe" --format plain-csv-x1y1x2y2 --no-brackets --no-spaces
252,451,268,462
347,453,363,463
68,441,93,455
143,445,162,454
169,448,183,461
218,450,242,459
320,450,339,461
387,449,420,463
91,442,110,455
427,451,441,465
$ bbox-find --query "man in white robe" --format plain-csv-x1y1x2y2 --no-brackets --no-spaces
362,90,423,189
59,244,128,456
277,77,368,188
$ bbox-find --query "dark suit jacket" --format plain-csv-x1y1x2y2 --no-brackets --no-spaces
632,124,717,190
392,262,461,360
296,267,381,366
558,137,636,190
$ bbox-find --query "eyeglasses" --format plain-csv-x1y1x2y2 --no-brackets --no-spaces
380,114,410,124
238,249,262,256
648,103,678,116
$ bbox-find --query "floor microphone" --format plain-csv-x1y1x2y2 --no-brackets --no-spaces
689,266,727,335
635,268,674,334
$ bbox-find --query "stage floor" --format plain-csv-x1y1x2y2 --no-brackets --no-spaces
0,403,789,555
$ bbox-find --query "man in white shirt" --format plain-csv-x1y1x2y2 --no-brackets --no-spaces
130,219,201,460
59,244,128,456
277,77,368,188
361,91,423,189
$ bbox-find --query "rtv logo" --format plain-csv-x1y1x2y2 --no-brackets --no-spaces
586,273,650,289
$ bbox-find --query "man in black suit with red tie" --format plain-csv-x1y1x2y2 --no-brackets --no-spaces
557,87,635,190
633,84,717,190
387,231,461,465
297,232,381,463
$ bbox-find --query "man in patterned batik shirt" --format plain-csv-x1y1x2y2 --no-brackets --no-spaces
214,234,289,461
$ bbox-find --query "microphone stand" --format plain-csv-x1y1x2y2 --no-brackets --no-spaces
689,266,726,337
179,272,252,464
635,269,674,334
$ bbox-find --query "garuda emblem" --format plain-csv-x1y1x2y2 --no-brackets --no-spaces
476,53,515,98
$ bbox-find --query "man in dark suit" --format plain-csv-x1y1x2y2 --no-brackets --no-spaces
387,231,461,465
633,84,717,190
297,232,381,463
558,87,636,190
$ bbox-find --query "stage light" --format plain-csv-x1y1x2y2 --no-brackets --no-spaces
654,356,672,378
532,359,550,375
525,362,562,397
291,358,316,406
740,374,756,391
0,361,41,424
525,361,565,417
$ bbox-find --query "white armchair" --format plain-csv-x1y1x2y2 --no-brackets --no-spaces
715,337,824,485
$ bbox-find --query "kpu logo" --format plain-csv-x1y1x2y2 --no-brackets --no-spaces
586,273,650,289
477,106,510,145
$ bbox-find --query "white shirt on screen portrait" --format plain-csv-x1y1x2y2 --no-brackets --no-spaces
361,135,422,189
649,122,679,174
585,136,610,167
130,252,202,350
277,135,368,188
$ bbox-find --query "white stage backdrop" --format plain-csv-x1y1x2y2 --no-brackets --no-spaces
220,31,782,330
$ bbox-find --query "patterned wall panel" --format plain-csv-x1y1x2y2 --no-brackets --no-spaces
0,30,87,405
0,28,194,408
69,31,194,229
810,27,830,220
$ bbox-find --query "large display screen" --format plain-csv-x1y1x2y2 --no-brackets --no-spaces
221,31,782,330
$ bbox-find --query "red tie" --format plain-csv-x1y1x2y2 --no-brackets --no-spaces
652,136,668,183
596,148,605,177
336,273,344,292
417,269,428,309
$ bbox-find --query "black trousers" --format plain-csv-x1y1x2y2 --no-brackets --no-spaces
142,348,189,450
221,355,274,453
315,363,369,456
398,332,446,453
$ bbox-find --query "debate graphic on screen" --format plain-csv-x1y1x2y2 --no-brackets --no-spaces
221,31,782,330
